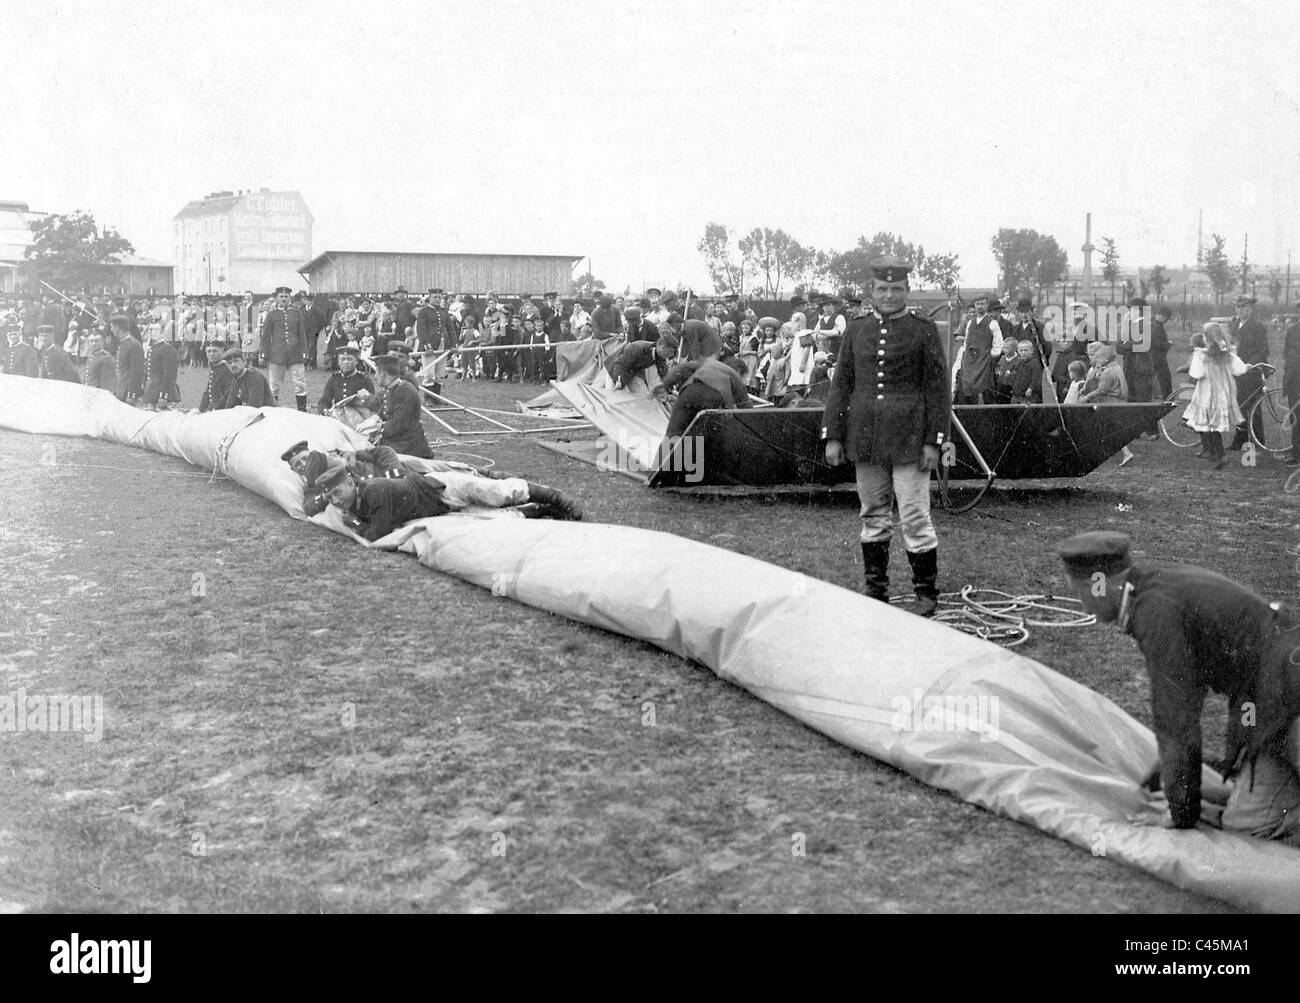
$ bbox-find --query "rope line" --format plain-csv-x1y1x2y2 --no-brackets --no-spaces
890,586,1094,647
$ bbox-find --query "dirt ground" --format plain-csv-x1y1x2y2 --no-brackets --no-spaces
1,358,1294,913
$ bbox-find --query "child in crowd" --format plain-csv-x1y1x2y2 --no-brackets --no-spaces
993,336,1020,403
1183,323,1248,469
1010,339,1043,404
1062,360,1088,403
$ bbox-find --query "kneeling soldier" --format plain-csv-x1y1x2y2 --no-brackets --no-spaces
1058,530,1300,842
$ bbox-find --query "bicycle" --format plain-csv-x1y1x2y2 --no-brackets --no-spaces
1159,361,1296,456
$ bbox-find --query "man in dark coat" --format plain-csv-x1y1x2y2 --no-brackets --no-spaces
37,325,81,382
3,324,39,376
606,334,677,392
415,289,457,353
223,350,273,408
142,328,181,409
1150,305,1174,401
83,332,116,390
315,460,582,541
661,356,753,439
540,292,564,340
1229,296,1270,449
260,285,309,410
1117,297,1158,436
371,354,433,458
1058,531,1300,842
823,256,949,615
392,286,417,340
112,314,145,403
198,344,233,411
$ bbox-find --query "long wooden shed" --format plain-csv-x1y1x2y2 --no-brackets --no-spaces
297,250,583,295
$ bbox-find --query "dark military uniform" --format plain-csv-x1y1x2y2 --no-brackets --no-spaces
1118,562,1300,829
376,377,433,458
823,309,949,466
224,367,273,408
343,473,452,542
3,340,39,377
114,334,146,402
143,340,181,406
84,349,116,391
259,305,308,365
606,340,665,388
39,344,81,383
199,361,233,412
823,258,950,612
317,369,375,412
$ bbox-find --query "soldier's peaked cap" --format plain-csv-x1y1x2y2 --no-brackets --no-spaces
1055,531,1133,577
871,256,912,282
274,286,292,295
315,461,351,492
280,440,310,463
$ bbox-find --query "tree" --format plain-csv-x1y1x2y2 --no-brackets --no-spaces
1147,264,1169,306
1099,237,1121,303
23,210,134,293
697,222,746,295
737,227,809,299
989,229,1067,301
568,272,605,298
1202,233,1236,307
916,251,962,294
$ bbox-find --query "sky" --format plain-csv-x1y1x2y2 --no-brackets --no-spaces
4,0,1300,292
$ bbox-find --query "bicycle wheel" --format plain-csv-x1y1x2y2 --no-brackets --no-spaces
1160,386,1199,447
1249,389,1296,456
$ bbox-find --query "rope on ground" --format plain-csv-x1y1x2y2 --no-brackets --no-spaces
890,585,1094,647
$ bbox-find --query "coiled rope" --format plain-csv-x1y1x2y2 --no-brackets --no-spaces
890,586,1094,647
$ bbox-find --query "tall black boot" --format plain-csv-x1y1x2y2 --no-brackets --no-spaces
1196,431,1209,458
860,540,890,603
906,548,940,617
524,482,583,521
296,394,308,412
1210,431,1227,469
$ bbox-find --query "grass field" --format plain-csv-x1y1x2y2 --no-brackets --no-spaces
1,358,1295,913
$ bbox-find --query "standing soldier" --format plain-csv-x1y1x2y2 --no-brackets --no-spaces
83,331,116,390
112,313,145,404
1228,295,1269,450
37,325,81,382
3,323,38,376
260,285,309,410
197,343,233,412
823,256,950,616
371,354,434,458
142,324,181,409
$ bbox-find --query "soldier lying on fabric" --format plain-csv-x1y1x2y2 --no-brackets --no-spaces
314,459,582,542
1058,530,1300,843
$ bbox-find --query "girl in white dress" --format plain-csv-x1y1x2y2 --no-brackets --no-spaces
1183,323,1247,469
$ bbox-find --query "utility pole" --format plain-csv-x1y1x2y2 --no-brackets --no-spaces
1240,233,1249,294
1081,212,1095,297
